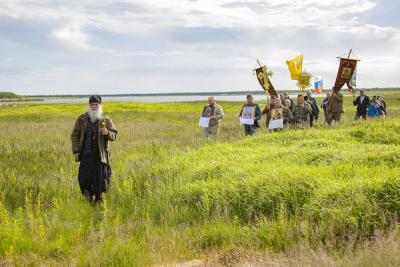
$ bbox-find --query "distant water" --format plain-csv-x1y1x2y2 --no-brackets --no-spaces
1,94,323,105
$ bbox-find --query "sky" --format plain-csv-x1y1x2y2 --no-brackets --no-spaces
0,0,399,95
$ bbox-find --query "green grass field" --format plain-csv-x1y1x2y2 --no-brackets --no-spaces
0,92,399,266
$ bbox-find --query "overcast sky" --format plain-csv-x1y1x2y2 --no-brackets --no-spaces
0,0,399,95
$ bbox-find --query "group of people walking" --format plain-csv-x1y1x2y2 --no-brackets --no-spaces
202,89,387,138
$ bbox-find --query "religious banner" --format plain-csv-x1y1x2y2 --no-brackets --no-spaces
201,105,214,117
240,106,255,125
268,118,283,129
286,54,303,80
333,58,358,94
199,117,210,128
199,105,214,127
268,108,284,129
350,68,357,90
314,75,323,94
256,66,278,96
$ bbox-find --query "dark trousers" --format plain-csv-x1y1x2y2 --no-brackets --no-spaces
244,124,256,136
78,154,109,202
355,112,367,120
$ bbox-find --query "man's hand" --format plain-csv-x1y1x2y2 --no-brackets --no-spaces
100,128,109,135
74,153,80,162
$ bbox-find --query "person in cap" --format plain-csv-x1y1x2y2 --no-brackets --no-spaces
71,95,118,203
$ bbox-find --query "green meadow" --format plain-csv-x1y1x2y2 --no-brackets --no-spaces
1,92,400,266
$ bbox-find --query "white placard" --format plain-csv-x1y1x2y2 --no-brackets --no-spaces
240,118,254,125
199,117,210,128
268,118,284,129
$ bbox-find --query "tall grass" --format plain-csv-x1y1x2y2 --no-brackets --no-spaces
0,93,399,266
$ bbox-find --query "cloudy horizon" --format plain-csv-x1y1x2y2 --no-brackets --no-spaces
0,0,399,95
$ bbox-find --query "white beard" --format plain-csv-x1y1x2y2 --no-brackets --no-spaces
87,105,103,123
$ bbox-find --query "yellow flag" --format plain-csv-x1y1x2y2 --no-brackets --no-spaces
286,54,303,80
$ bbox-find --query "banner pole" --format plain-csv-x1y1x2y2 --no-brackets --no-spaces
348,49,352,58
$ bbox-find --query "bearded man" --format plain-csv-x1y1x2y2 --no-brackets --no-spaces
71,95,118,202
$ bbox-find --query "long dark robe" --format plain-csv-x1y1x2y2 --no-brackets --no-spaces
78,120,109,202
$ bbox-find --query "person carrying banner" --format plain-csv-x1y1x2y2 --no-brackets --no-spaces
292,94,312,127
239,95,262,136
264,97,284,131
262,96,279,128
326,91,344,125
353,89,370,120
201,96,224,138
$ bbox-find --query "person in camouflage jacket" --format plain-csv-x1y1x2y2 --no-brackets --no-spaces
292,94,312,127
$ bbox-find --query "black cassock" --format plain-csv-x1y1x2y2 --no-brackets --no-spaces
78,120,109,202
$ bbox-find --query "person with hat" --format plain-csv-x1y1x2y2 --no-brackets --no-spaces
71,95,118,203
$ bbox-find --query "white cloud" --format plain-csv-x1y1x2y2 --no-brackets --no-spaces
52,23,94,51
0,0,399,94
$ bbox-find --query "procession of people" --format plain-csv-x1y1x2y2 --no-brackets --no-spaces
199,89,387,137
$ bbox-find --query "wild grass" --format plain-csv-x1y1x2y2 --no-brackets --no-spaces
0,92,399,266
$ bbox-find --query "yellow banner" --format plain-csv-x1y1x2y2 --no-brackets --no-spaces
286,54,303,80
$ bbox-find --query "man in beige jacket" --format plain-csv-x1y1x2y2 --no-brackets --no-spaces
201,96,224,138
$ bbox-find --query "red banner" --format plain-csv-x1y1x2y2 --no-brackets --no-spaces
333,58,358,94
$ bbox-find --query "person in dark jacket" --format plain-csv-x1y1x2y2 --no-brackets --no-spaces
353,89,370,120
71,95,118,203
304,95,318,127
377,96,387,116
239,94,262,136
306,90,319,123
321,93,329,123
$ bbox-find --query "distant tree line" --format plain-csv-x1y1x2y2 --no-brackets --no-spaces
0,92,20,99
